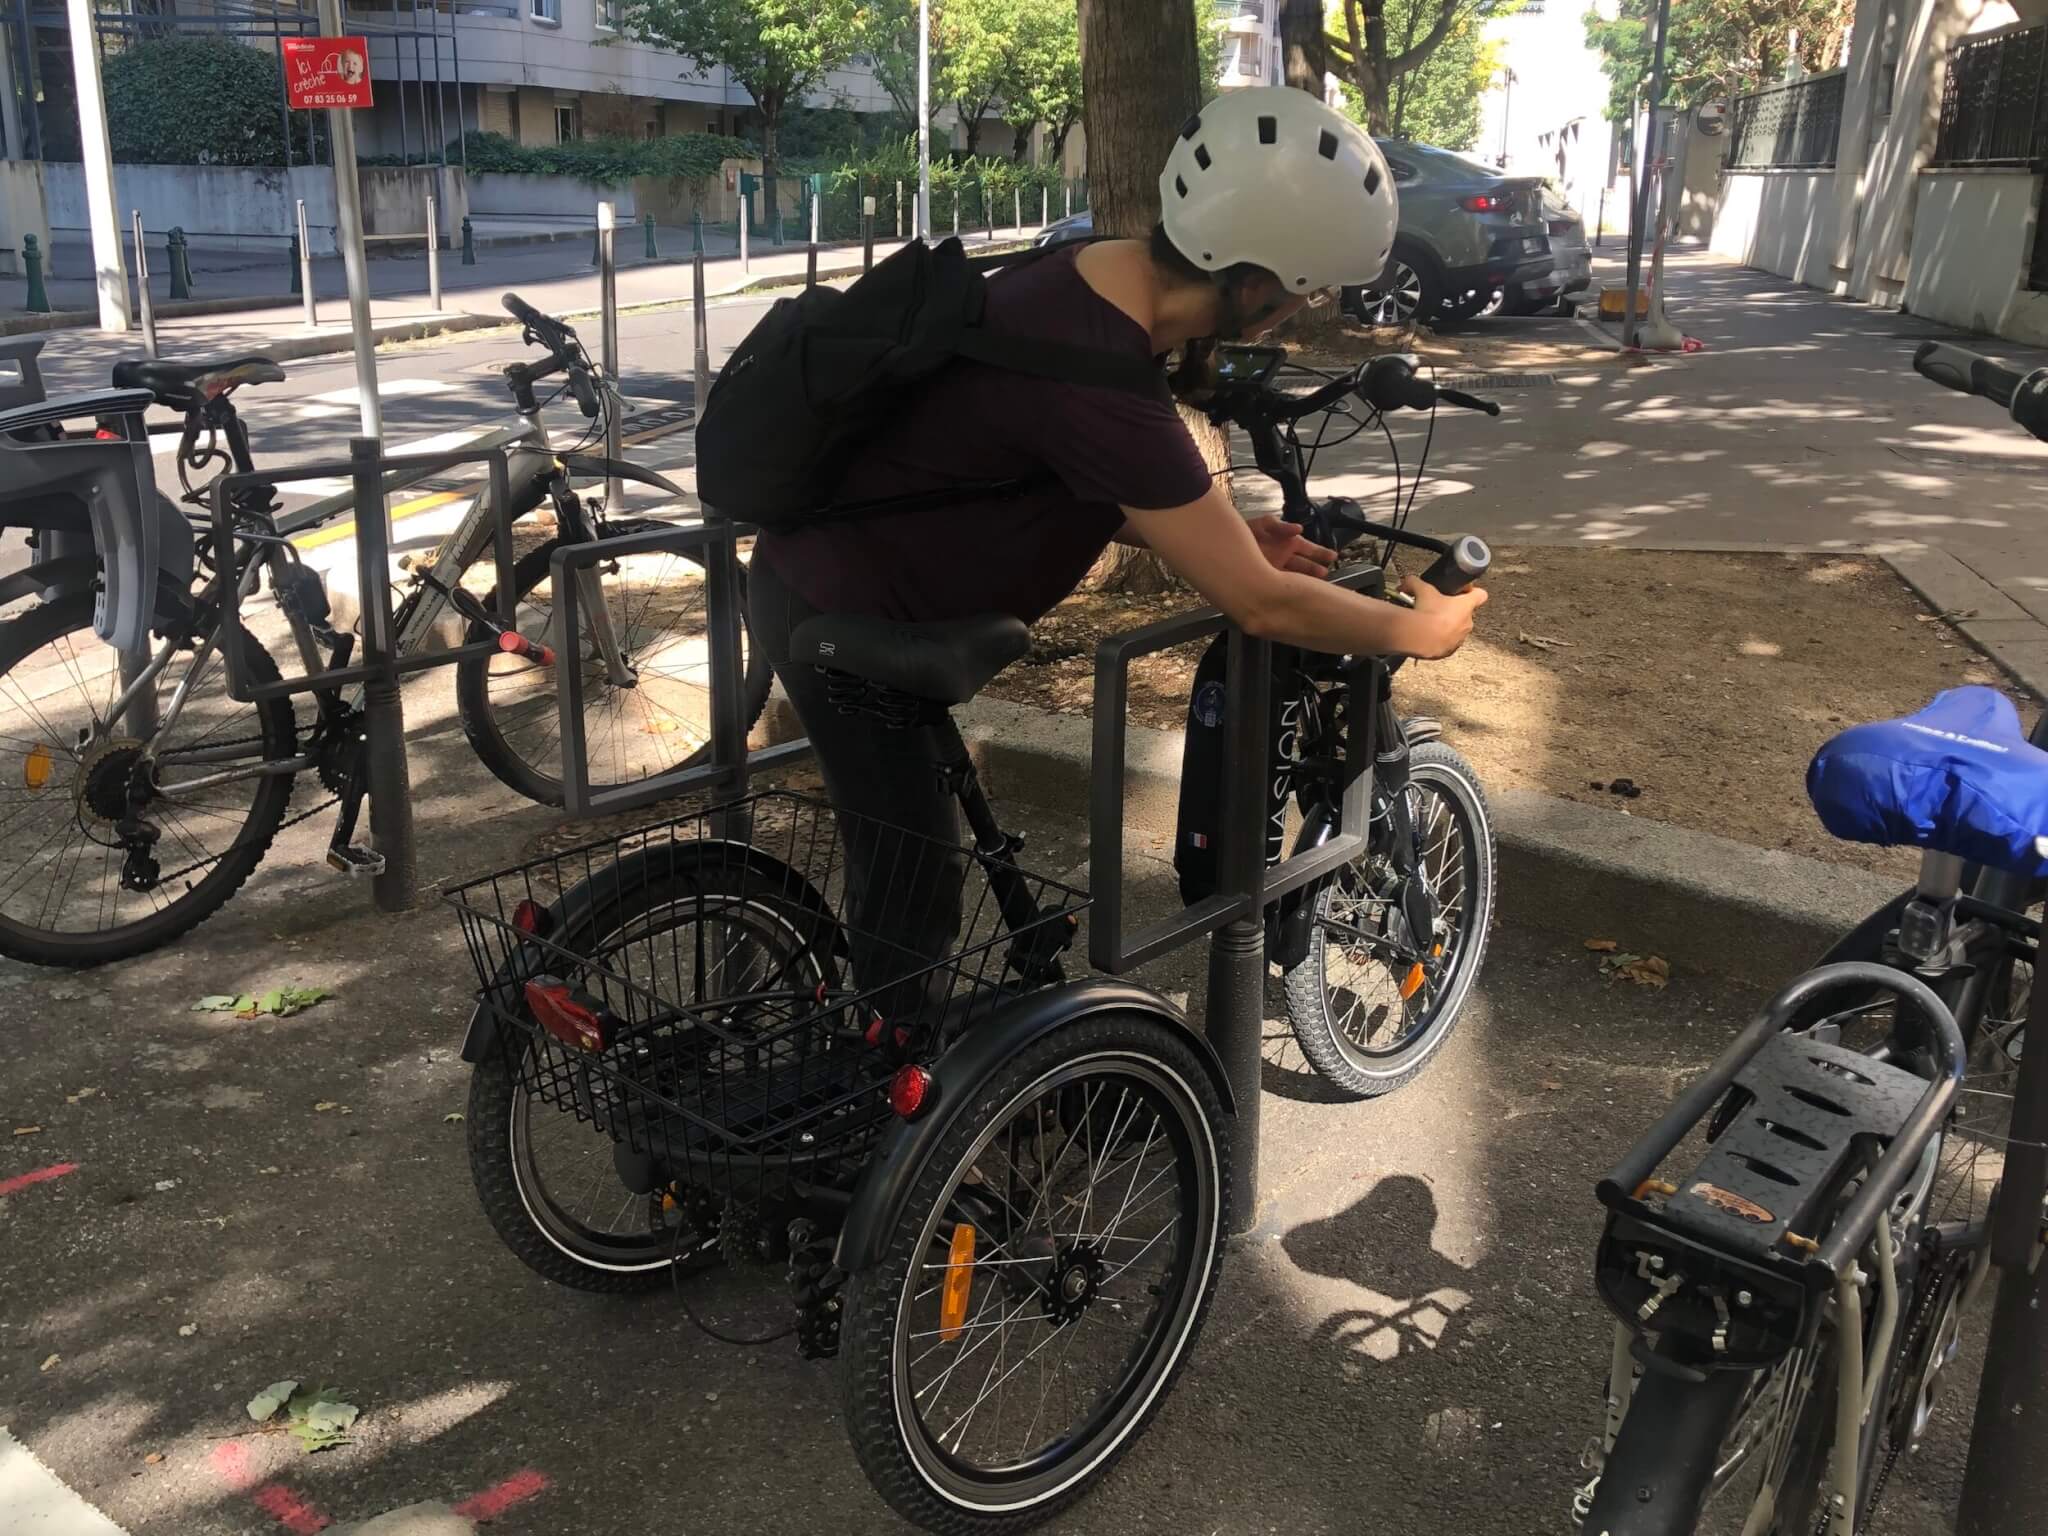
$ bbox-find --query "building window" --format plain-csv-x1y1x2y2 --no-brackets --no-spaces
554,105,577,143
530,0,559,22
597,0,621,29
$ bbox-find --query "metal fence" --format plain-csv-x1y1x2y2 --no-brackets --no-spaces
1935,23,2048,166
1725,71,1847,169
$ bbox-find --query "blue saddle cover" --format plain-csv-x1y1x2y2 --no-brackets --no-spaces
1808,687,2048,875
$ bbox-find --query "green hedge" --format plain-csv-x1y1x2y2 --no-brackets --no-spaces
456,131,749,186
104,38,313,166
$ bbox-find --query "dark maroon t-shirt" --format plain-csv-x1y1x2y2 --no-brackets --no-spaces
755,246,1213,625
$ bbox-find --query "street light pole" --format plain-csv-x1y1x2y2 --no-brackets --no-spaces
917,0,932,239
63,0,129,333
318,0,381,440
1621,0,1670,352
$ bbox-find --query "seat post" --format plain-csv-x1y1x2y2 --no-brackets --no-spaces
927,711,1005,855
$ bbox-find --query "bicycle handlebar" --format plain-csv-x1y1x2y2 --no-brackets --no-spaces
1912,339,2048,443
502,291,579,357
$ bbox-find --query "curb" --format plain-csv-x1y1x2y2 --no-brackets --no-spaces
948,696,1901,981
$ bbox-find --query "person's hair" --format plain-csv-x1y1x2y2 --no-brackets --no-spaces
1147,222,1269,292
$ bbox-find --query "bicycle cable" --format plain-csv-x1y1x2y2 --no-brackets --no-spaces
667,1223,799,1347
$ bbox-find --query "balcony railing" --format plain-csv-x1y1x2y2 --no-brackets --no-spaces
1935,23,2048,166
1725,70,1846,169
1214,0,1265,23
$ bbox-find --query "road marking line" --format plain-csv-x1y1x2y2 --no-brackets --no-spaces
0,1162,78,1198
452,1468,550,1522
292,490,465,551
0,1425,132,1534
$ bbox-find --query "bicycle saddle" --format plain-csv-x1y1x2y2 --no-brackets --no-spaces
789,612,1030,706
111,354,283,408
1808,685,2048,875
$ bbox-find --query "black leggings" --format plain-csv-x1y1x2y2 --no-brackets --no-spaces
749,555,966,1028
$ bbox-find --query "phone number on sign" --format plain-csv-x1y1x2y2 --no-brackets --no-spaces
298,91,364,108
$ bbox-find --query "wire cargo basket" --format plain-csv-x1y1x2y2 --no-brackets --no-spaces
443,791,1090,1204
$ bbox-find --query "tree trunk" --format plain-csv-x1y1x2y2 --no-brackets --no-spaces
1049,117,1074,170
1012,122,1033,161
1341,0,1393,133
1277,0,1327,95
759,110,782,231
1077,0,1214,596
961,105,983,155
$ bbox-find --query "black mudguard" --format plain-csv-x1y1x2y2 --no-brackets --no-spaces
1583,1359,1754,1535
455,836,840,1063
834,979,1233,1275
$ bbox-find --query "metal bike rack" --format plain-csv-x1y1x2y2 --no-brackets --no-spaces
1090,565,1384,1233
547,511,811,820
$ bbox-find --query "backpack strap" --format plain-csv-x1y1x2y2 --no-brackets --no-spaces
950,327,1169,398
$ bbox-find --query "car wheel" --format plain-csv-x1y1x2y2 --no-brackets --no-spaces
1353,244,1443,326
1431,289,1491,327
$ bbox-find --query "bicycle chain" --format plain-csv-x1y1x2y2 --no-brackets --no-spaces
154,792,341,888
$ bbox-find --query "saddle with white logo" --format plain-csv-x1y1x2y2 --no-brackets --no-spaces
1808,686,2048,874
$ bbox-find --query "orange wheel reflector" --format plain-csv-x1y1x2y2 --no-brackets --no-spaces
940,1223,976,1341
23,744,52,791
1399,963,1426,1000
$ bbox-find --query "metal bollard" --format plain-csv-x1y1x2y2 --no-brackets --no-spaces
896,180,904,239
805,241,818,289
691,243,710,412
775,209,785,248
810,185,821,245
1041,184,1048,227
691,210,704,255
861,195,875,273
952,187,959,235
296,199,317,326
984,186,994,242
460,213,477,266
739,207,749,274
131,211,158,359
1013,186,1021,234
1065,181,1072,218
590,219,602,268
597,202,621,512
643,211,658,259
349,436,416,913
21,235,48,313
166,227,192,300
425,194,441,313
289,231,301,295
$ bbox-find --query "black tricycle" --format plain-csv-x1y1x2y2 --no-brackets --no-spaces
445,349,1499,1531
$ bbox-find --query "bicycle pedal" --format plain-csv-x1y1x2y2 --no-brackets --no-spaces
326,845,386,878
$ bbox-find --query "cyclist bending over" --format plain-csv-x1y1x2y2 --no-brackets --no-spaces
748,88,1488,998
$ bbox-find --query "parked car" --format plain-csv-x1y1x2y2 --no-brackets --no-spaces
1346,141,1554,326
1034,140,1558,330
1492,192,1592,316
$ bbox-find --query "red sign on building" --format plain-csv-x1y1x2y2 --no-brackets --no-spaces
282,37,374,111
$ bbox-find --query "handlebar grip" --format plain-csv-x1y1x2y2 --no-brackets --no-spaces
1914,341,2023,408
2011,368,2048,444
1438,387,1501,417
502,291,576,350
1359,353,1435,413
1420,535,1491,595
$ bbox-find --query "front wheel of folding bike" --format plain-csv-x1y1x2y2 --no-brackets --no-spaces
1283,741,1496,1099
838,1010,1228,1534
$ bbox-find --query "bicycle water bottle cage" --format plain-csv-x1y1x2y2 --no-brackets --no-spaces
1595,1031,1927,1367
0,390,165,653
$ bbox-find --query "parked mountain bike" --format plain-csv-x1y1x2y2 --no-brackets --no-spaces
1177,345,1500,1098
0,293,769,965
446,346,1499,1530
1567,341,2048,1536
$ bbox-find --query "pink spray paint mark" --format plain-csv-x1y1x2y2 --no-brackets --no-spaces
251,1483,331,1534
453,1468,551,1523
208,1440,257,1492
0,1162,79,1198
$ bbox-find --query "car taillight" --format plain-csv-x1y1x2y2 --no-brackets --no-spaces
512,897,552,937
890,1064,934,1118
1461,193,1509,213
1548,218,1574,236
525,980,609,1052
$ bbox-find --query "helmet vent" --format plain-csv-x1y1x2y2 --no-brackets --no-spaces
1257,115,1277,145
1193,143,1212,172
1317,129,1340,161
1174,174,1188,198
1180,114,1202,142
1365,163,1382,196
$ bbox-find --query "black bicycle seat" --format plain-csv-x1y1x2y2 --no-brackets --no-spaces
789,612,1029,706
111,355,284,408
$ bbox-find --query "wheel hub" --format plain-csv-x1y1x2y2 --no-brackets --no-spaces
1046,1241,1105,1326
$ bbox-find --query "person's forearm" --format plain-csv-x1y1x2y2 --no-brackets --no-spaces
1113,521,1150,549
1245,571,1458,658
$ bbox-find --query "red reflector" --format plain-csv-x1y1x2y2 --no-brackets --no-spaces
889,1064,933,1118
1460,193,1508,212
512,898,551,936
525,980,608,1052
94,427,120,440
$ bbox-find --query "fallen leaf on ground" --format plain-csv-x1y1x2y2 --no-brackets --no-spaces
13,1125,41,1136
313,1102,339,1113
281,1387,360,1453
1541,1080,1564,1091
192,996,240,1012
177,1323,198,1338
1602,953,1671,989
153,1179,177,1192
39,1353,59,1372
143,1453,164,1466
1583,938,1619,952
1517,630,1574,651
198,987,329,1020
247,1379,300,1422
65,1086,98,1104
443,1112,464,1124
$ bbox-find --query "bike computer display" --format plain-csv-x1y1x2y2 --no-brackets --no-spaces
1211,345,1286,387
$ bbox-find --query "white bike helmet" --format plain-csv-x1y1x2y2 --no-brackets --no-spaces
1158,86,1397,293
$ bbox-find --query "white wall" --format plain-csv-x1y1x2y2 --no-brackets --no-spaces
1479,3,1615,216
1710,170,1841,289
42,163,341,256
1903,167,2048,340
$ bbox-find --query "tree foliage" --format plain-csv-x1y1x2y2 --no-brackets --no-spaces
102,37,313,166
939,0,1019,154
1003,0,1083,162
1583,0,1851,120
1334,0,1503,150
1327,0,1511,134
870,0,952,131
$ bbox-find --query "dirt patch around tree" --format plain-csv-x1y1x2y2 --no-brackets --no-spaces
984,548,2021,877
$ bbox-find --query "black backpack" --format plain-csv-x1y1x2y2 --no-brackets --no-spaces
694,237,1170,529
